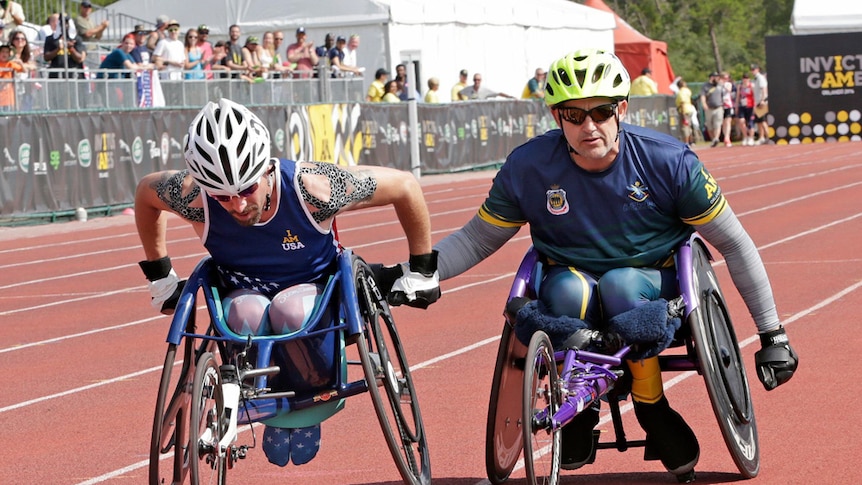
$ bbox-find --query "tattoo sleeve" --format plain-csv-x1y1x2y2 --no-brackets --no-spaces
153,170,204,223
297,162,378,223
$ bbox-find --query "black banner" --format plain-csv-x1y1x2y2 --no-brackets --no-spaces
0,97,676,220
766,32,862,144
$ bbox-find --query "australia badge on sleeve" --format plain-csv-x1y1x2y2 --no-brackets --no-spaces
546,185,569,215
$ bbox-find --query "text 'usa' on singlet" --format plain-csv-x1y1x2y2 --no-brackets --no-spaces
202,159,339,297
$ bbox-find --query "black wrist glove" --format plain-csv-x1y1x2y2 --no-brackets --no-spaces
138,256,184,315
386,251,441,309
754,326,798,391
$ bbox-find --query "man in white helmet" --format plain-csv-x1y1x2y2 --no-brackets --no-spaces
134,98,439,467
411,48,797,481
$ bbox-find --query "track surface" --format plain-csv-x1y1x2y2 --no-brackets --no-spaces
2,142,861,484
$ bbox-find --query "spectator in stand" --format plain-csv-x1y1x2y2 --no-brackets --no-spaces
224,24,245,78
451,68,468,101
328,36,362,78
183,28,205,80
366,67,388,102
38,13,60,43
146,14,170,52
242,35,265,80
98,33,150,78
196,25,214,77
43,24,87,78
152,19,185,81
0,43,23,111
699,72,725,147
394,63,419,100
315,32,334,62
736,73,756,146
131,24,153,64
459,73,514,100
521,67,546,100
271,31,289,71
0,0,24,43
74,1,108,42
719,71,735,147
9,29,35,72
630,67,658,96
424,77,440,103
342,34,362,75
260,31,289,78
286,27,317,79
750,63,769,145
210,40,230,79
382,80,400,102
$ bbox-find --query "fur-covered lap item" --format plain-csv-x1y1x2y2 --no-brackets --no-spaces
606,299,681,360
513,299,590,349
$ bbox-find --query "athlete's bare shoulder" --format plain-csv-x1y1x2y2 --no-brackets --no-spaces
146,169,205,223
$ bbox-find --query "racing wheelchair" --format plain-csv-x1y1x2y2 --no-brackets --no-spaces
148,249,431,484
485,234,759,484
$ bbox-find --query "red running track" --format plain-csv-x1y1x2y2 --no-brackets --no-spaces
1,142,861,484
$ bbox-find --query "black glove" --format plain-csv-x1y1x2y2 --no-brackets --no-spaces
138,256,184,315
386,252,441,309
754,326,798,391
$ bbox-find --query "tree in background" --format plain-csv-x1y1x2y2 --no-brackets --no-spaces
598,0,793,82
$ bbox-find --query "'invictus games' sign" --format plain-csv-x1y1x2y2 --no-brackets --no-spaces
765,32,862,144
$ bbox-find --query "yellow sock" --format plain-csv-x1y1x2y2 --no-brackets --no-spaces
628,356,664,404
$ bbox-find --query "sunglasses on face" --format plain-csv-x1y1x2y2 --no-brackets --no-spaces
168,28,179,32
557,103,617,125
209,182,259,202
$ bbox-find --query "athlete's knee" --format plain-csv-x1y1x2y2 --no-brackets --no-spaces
224,289,271,335
269,283,325,334
539,266,599,321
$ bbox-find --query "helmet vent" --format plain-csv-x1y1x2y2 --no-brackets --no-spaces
613,74,624,88
556,68,572,87
218,146,235,185
574,69,586,88
592,64,606,84
194,142,213,164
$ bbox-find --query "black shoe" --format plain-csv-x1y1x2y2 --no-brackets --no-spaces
710,139,719,148
633,396,699,477
560,404,600,470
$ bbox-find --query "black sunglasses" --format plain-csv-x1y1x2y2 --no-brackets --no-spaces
557,103,617,125
209,182,259,202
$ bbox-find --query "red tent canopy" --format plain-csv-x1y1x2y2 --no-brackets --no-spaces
584,0,676,95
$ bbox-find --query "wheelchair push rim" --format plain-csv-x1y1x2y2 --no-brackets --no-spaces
150,305,222,485
521,331,561,485
354,256,431,485
189,352,228,485
485,320,527,484
690,242,760,478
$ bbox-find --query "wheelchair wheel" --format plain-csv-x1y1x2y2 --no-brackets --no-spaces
150,342,195,485
189,352,227,485
485,320,527,484
690,241,760,478
354,256,431,485
521,331,561,485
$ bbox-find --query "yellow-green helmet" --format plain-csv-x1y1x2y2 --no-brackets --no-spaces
544,48,631,107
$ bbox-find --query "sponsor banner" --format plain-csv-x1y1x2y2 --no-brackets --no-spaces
766,32,862,144
1,98,674,218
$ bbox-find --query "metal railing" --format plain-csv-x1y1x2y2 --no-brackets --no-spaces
0,68,365,112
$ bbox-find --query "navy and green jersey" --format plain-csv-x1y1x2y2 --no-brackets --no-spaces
480,123,725,274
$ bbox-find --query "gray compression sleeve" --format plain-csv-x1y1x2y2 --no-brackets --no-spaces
696,206,780,333
433,215,520,280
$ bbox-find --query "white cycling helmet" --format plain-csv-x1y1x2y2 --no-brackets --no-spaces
185,98,271,196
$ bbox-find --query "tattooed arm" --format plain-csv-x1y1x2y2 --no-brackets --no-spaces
135,170,204,260
297,162,432,256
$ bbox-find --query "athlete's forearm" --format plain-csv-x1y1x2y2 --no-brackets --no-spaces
696,207,780,332
434,215,519,280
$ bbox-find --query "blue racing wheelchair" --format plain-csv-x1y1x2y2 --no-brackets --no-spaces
485,234,759,484
148,249,430,484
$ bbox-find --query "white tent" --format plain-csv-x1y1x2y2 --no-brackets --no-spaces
791,0,862,34
106,0,615,99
